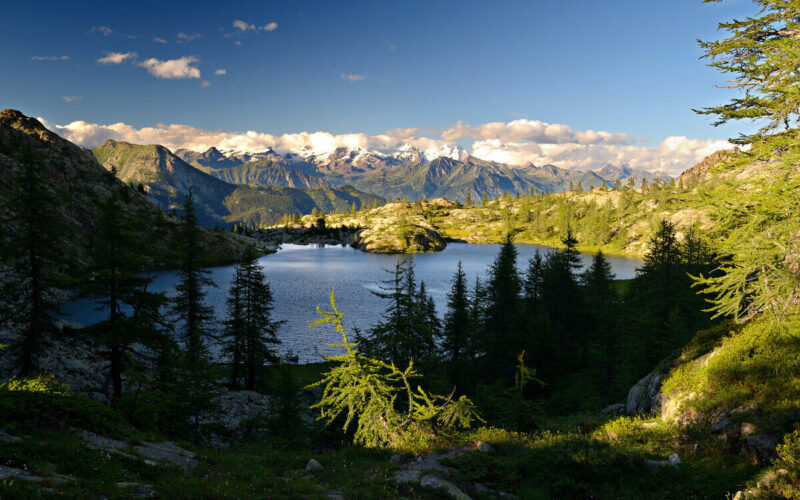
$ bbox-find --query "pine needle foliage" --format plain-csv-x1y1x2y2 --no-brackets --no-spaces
308,291,481,451
697,0,800,141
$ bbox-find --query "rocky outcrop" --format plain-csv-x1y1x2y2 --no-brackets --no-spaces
625,371,664,415
81,431,198,471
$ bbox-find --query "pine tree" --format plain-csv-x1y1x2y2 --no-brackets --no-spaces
170,190,217,442
581,251,619,385
84,189,165,399
483,234,523,381
539,228,586,375
2,146,68,375
443,262,470,387
222,246,283,390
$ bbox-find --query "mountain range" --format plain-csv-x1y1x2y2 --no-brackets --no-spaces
93,140,382,228
175,145,671,203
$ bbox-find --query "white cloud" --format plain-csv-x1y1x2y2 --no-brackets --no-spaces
38,116,732,176
31,55,69,61
341,73,365,82
97,51,137,64
200,80,211,88
90,25,113,36
89,25,134,38
442,119,629,145
153,37,167,44
214,68,227,75
469,136,732,174
233,20,256,31
62,95,82,102
389,43,397,51
176,32,203,43
138,56,201,79
262,22,278,31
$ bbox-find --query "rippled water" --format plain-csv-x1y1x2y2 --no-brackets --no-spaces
63,243,642,363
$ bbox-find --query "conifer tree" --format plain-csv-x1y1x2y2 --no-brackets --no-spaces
170,190,217,442
2,146,68,375
84,189,166,399
222,245,283,390
697,1,800,140
483,234,523,381
443,262,470,387
581,251,619,385
539,229,586,375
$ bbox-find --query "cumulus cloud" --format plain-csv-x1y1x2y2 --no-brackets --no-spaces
469,136,732,174
38,116,732,176
31,55,69,61
62,95,82,102
262,22,278,31
153,37,167,44
214,68,227,75
200,80,211,88
97,51,137,64
442,119,629,145
138,56,201,79
341,73,365,82
233,20,256,31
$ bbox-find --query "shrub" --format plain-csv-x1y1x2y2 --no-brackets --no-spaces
307,292,481,452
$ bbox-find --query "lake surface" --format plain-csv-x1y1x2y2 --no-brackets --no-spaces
63,243,642,364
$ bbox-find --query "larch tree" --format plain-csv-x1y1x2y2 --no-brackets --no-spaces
697,1,800,141
170,190,217,442
2,146,68,375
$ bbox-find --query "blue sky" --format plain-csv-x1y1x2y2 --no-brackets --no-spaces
2,0,759,173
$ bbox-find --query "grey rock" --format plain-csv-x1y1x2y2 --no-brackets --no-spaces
476,441,496,454
81,432,198,471
393,469,422,484
0,430,22,443
746,433,780,463
473,482,493,493
601,403,626,416
116,482,156,498
88,391,111,405
645,459,671,472
710,416,731,433
305,458,323,472
739,422,756,437
626,372,664,415
420,474,472,500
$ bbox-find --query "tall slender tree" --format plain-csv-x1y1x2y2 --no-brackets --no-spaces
170,190,217,441
2,146,68,375
84,188,165,399
222,245,283,390
483,234,523,381
443,261,470,387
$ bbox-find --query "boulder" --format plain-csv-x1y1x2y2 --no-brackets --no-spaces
305,458,323,472
475,441,496,454
626,372,664,415
746,433,781,463
420,474,472,500
601,403,626,416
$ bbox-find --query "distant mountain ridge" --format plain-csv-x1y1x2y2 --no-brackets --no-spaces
175,144,671,202
0,109,252,270
93,140,383,229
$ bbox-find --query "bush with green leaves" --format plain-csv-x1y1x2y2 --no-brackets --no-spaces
307,292,480,451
